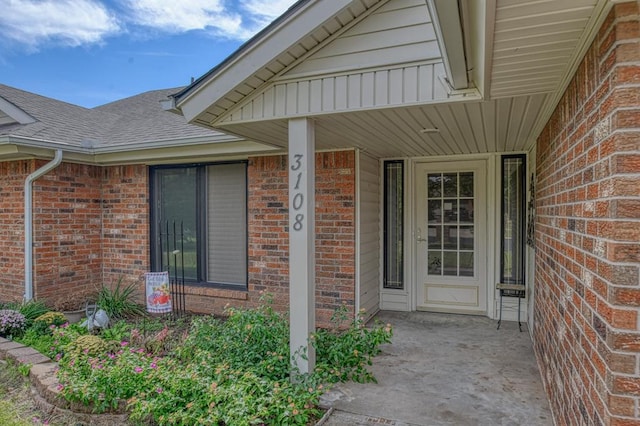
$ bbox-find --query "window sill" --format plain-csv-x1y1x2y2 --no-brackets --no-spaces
183,285,248,300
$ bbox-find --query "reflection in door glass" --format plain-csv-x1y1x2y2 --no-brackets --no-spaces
460,172,474,197
460,252,474,277
428,251,442,275
425,172,475,277
428,200,442,223
443,200,458,223
428,174,442,197
443,173,457,197
428,226,441,249
443,251,457,276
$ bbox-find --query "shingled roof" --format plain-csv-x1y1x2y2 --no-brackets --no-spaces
0,84,239,151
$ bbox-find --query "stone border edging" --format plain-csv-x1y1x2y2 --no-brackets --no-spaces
0,336,128,425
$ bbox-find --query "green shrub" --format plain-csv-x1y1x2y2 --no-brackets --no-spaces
55,296,393,425
179,297,290,380
313,306,393,383
0,309,26,338
34,311,66,325
97,278,146,319
4,300,49,327
66,334,114,357
30,311,68,337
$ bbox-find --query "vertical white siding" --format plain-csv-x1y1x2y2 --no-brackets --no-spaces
223,62,448,124
358,151,381,321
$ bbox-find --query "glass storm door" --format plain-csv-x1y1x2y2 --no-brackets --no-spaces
415,161,487,314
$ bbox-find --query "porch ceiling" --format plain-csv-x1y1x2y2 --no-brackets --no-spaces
170,0,613,159
217,93,549,158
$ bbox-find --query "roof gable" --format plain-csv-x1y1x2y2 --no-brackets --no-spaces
282,0,440,79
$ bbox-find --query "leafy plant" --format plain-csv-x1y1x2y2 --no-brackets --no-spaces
2,300,50,327
30,312,67,336
17,363,32,377
53,296,393,425
97,278,146,319
313,306,393,383
0,309,27,338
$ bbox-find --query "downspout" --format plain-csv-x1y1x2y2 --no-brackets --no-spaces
24,150,63,301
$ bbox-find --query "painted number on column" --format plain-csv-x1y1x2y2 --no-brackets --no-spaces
291,154,304,231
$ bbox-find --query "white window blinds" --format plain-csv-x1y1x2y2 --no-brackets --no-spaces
206,163,247,285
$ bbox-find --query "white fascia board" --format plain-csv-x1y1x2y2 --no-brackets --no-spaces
91,134,244,153
176,0,355,124
0,135,280,165
94,141,281,166
2,135,84,153
428,0,469,90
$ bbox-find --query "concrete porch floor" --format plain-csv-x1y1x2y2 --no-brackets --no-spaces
319,311,553,426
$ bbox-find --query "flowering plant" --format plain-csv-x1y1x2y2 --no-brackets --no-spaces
0,309,27,338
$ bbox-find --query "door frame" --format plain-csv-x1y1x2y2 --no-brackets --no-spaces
407,154,497,318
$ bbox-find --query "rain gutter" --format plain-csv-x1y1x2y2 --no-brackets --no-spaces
24,149,63,301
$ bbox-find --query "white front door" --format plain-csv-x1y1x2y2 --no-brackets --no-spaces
415,160,487,314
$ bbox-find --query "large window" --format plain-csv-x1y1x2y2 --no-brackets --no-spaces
383,161,404,290
150,162,248,288
501,155,526,284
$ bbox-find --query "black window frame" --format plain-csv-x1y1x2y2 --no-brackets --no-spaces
383,160,405,290
500,154,526,285
149,161,249,290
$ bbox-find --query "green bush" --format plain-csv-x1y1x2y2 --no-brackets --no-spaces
97,278,146,320
0,309,26,339
313,306,393,383
54,296,393,425
4,300,49,327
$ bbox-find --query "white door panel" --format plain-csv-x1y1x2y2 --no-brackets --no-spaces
415,160,487,314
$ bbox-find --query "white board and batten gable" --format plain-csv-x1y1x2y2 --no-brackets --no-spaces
218,0,458,126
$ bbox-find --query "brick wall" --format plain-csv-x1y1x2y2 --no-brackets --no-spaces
33,162,103,306
186,151,357,328
0,161,149,307
0,161,33,302
534,3,640,425
0,151,356,327
101,165,150,293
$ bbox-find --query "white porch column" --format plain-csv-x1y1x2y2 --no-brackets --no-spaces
288,117,316,375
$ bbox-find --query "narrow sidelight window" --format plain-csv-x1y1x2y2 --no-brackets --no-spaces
150,162,248,288
383,161,404,290
501,155,526,284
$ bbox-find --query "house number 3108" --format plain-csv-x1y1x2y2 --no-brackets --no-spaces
291,154,304,231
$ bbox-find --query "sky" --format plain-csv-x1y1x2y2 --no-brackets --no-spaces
0,0,298,108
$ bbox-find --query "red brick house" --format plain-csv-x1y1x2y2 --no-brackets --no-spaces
1,0,639,424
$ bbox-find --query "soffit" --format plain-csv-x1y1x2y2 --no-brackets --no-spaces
489,0,605,99
216,93,549,158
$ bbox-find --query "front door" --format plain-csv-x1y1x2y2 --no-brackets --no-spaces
415,160,487,314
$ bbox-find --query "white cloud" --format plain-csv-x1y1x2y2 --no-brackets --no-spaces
242,0,296,22
124,0,247,39
0,0,299,50
123,0,297,40
0,0,120,49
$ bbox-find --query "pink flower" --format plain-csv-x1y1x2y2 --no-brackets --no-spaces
156,387,163,394
150,362,157,369
121,341,129,347
134,367,143,374
56,384,64,391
